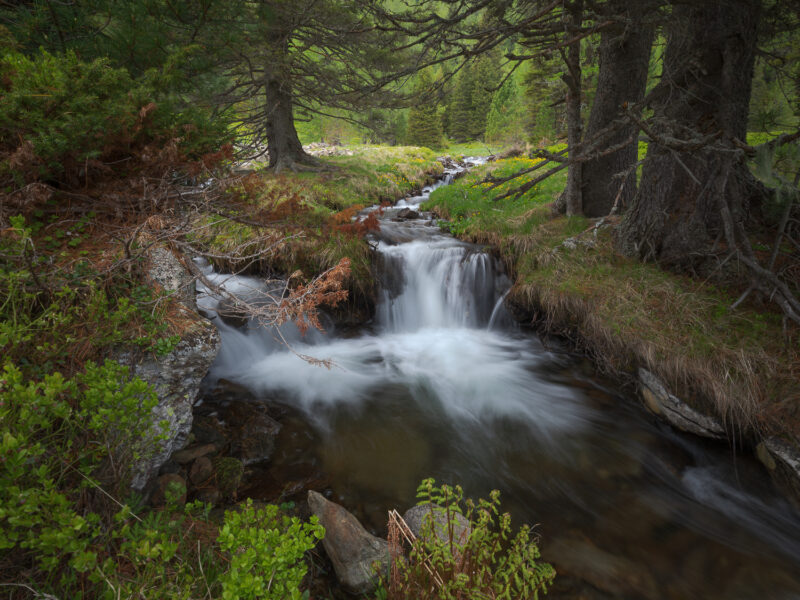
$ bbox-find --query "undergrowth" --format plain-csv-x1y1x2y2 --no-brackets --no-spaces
0,46,327,599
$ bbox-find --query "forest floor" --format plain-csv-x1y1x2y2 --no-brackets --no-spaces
422,155,800,452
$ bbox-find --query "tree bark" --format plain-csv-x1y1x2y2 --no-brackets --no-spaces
563,0,583,216
264,73,319,173
619,0,763,268
261,22,320,174
581,1,654,218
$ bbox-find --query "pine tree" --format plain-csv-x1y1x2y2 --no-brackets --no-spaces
523,54,566,142
485,75,526,145
448,65,476,142
407,71,443,149
470,52,501,139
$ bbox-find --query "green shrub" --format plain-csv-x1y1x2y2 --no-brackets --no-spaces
0,48,227,186
217,499,325,600
387,478,555,600
0,358,160,582
214,456,245,498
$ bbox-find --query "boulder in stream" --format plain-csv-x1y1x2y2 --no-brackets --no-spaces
395,208,421,220
116,245,222,491
192,386,282,466
122,310,220,491
307,490,389,595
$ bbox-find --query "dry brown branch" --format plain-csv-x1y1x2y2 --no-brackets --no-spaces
387,509,445,594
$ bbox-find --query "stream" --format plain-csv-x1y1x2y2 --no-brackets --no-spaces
198,160,800,599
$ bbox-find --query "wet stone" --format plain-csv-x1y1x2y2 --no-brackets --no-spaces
403,503,471,548
172,442,218,465
307,490,390,595
395,208,421,220
189,456,215,487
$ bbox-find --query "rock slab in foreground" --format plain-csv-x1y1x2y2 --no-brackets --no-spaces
307,490,389,595
638,368,725,439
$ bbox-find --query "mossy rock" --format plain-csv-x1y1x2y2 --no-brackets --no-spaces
213,456,244,498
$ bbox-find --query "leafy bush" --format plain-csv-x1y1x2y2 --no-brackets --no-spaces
387,478,556,600
0,48,227,187
0,358,160,583
217,499,324,600
1,353,325,598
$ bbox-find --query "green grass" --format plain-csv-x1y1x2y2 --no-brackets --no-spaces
196,145,443,300
245,145,444,212
423,155,799,436
443,140,506,158
423,147,569,238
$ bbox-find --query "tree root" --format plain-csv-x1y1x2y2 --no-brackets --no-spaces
716,159,800,326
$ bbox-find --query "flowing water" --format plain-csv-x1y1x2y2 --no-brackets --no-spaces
198,160,800,599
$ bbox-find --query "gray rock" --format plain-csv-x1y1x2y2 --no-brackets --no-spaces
638,368,725,439
124,313,221,490
192,397,281,466
403,503,471,548
229,403,281,465
147,246,196,311
757,437,800,507
191,414,228,447
396,208,421,220
307,490,389,595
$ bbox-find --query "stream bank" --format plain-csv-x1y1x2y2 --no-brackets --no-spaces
422,155,800,510
180,159,800,599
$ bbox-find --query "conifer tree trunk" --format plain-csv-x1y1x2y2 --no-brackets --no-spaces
619,0,763,267
563,0,583,216
262,26,319,173
581,1,654,217
264,72,318,173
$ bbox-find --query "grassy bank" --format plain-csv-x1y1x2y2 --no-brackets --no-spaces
195,145,443,302
423,156,799,438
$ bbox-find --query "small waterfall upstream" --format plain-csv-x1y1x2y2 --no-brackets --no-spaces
198,159,800,599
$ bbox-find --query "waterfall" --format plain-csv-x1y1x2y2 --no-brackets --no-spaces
200,162,586,431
